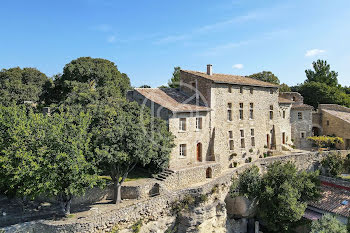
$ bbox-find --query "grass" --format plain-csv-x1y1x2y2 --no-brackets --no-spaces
99,168,151,183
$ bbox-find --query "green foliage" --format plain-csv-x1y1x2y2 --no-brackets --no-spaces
310,214,347,233
279,83,291,92
308,136,344,148
199,194,208,203
52,57,131,104
0,67,49,105
258,162,320,232
139,85,151,88
305,60,338,87
230,165,261,199
92,99,175,203
249,148,253,153
321,153,344,177
131,219,143,233
248,71,280,85
294,81,350,109
171,194,196,213
168,67,181,88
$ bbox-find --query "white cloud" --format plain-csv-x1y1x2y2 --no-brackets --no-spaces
107,35,116,43
305,49,325,57
232,64,244,69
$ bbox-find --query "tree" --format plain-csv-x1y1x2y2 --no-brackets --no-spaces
293,82,350,108
168,67,181,88
230,165,261,199
53,57,131,103
310,214,347,233
321,153,344,177
0,67,49,105
248,71,280,85
92,100,174,203
139,85,151,88
0,104,99,215
279,83,291,92
305,60,338,87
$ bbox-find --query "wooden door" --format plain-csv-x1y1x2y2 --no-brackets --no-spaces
197,143,202,162
267,134,270,149
282,132,286,144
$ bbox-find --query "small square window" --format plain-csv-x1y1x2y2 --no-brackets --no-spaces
240,103,244,109
240,130,244,138
250,103,254,109
228,85,232,93
298,112,303,120
250,88,254,94
283,110,286,119
240,86,243,94
228,110,232,121
179,118,186,131
240,138,245,148
179,144,187,156
251,137,255,147
251,129,255,136
270,89,274,94
239,110,244,120
228,103,232,109
229,140,234,150
229,131,233,138
300,132,305,139
270,105,274,110
327,120,330,126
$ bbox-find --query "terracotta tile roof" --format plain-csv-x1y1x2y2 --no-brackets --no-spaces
279,97,294,104
309,185,350,217
134,88,211,113
181,70,279,88
322,109,350,124
291,104,313,110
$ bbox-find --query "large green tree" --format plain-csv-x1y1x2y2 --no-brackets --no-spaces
52,57,131,104
310,214,347,233
0,67,49,105
0,104,98,215
305,60,338,86
92,100,174,203
231,162,320,232
168,66,181,88
248,71,280,85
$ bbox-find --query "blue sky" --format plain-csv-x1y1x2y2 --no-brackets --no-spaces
1,0,350,87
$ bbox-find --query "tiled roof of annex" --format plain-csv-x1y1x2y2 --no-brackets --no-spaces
134,88,211,113
181,70,279,88
322,109,350,124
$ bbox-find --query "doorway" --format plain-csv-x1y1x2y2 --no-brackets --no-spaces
282,132,286,144
206,167,212,178
196,143,202,162
267,134,270,149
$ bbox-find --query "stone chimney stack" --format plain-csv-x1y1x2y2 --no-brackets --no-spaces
207,64,213,75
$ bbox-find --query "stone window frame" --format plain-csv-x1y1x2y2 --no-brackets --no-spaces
251,128,255,147
249,103,254,120
239,86,243,94
327,120,330,126
179,118,187,131
240,129,245,148
239,103,244,120
227,103,233,121
179,144,187,157
298,112,303,120
283,110,286,119
228,85,232,93
229,131,234,151
250,87,254,94
196,117,203,130
270,89,274,94
269,105,274,120
300,131,306,139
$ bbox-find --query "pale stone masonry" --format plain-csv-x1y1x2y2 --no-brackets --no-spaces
127,65,313,175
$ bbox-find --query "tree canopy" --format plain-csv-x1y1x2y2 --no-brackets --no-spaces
279,83,291,92
168,66,181,88
310,214,347,233
248,71,280,85
0,67,49,105
305,60,338,86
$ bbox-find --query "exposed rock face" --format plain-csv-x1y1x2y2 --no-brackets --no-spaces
225,196,257,218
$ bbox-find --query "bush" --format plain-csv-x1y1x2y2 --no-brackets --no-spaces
321,153,344,177
230,165,261,199
308,136,344,149
311,214,346,233
249,148,254,153
248,157,252,163
131,220,143,233
233,162,238,167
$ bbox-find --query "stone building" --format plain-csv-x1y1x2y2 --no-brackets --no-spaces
279,92,313,149
313,104,350,149
127,65,311,180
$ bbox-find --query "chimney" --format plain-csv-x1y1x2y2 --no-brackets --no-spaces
207,64,212,75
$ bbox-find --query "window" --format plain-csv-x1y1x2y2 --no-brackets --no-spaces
250,88,254,94
240,130,245,148
196,117,202,130
270,89,274,94
300,132,305,139
298,112,303,120
327,120,330,126
191,82,196,90
251,128,255,147
227,103,232,121
239,103,244,120
229,131,234,150
292,96,296,101
179,144,187,156
179,118,186,131
249,103,254,119
283,110,286,119
240,86,243,94
269,105,274,120
228,85,232,93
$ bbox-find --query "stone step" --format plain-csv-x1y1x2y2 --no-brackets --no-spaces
157,174,168,179
155,177,165,181
164,169,175,173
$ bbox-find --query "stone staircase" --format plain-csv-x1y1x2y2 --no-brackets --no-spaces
152,169,175,182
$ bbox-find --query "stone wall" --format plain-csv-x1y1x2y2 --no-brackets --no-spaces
4,151,349,233
291,108,312,149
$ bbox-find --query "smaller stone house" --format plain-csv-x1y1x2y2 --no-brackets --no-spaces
313,104,350,149
279,92,313,149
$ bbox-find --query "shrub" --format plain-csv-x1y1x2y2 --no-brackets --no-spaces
211,185,219,194
249,148,254,153
233,162,238,167
248,157,252,162
311,214,346,233
131,220,142,233
263,153,268,158
199,194,208,203
308,136,344,149
321,153,344,177
264,145,268,148
230,165,261,199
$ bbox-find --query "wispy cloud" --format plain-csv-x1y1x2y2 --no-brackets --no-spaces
92,24,112,32
107,35,116,43
305,49,326,57
232,64,244,69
